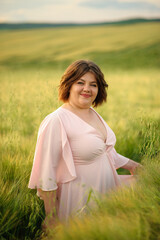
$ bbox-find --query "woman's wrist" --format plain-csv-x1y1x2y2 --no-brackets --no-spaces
122,159,142,175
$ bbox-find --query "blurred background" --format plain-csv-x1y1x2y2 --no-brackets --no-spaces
0,0,160,71
0,1,160,240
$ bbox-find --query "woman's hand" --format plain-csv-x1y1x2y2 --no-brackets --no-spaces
42,214,58,232
122,159,143,175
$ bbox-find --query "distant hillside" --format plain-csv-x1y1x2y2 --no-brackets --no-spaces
0,18,160,30
0,22,159,70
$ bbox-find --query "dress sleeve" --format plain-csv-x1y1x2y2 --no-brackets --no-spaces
28,113,62,191
109,147,130,169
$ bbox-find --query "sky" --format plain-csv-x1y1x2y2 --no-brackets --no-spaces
0,0,160,23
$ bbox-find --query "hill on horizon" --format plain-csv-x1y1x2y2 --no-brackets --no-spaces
0,18,160,30
0,21,159,71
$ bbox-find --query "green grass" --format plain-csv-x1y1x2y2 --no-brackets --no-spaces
0,22,160,70
51,154,160,240
0,23,160,239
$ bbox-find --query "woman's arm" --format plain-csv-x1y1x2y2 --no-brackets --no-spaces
108,148,142,175
38,189,58,230
122,159,142,175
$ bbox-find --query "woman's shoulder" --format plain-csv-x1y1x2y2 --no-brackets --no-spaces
38,108,62,135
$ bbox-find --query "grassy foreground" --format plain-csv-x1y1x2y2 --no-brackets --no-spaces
0,69,160,239
48,154,160,240
0,22,160,239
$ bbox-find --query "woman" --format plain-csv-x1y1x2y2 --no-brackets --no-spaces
28,60,141,229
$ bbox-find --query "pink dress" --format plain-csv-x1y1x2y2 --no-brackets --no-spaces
28,107,134,222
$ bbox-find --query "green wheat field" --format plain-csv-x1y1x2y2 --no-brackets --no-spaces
0,22,160,240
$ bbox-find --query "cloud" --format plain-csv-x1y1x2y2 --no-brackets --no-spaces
79,0,160,10
118,0,160,8
0,0,159,23
0,0,65,11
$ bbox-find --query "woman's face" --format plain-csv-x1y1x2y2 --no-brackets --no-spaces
68,72,98,109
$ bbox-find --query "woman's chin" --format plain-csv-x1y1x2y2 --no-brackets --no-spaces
79,102,92,109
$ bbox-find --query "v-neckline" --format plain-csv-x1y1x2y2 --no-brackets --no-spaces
60,106,107,143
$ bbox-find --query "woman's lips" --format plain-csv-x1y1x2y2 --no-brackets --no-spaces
80,94,91,98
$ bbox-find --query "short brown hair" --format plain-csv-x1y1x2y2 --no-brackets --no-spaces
58,60,108,107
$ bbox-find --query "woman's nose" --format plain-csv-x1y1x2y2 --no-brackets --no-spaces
83,84,90,92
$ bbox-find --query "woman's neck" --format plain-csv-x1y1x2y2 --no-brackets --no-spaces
63,102,91,116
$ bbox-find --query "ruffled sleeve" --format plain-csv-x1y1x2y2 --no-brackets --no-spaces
28,110,77,192
28,112,62,191
108,148,130,169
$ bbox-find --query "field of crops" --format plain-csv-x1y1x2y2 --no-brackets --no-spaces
0,22,160,239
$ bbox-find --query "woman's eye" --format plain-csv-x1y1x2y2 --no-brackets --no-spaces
77,82,97,87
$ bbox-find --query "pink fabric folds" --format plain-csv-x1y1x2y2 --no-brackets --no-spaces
28,107,135,221
90,108,129,169
28,110,76,191
28,107,131,192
